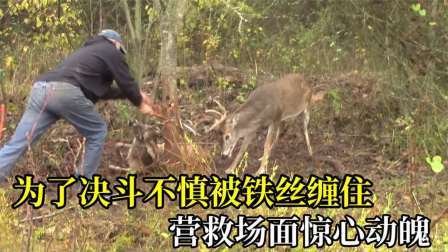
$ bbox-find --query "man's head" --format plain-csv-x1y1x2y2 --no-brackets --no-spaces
98,29,127,54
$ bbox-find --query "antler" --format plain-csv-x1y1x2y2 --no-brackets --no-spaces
205,99,227,133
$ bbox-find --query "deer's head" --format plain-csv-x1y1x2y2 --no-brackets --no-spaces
221,114,241,157
205,100,240,158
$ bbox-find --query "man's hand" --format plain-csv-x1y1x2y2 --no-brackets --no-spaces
139,102,155,114
141,92,154,106
139,92,164,119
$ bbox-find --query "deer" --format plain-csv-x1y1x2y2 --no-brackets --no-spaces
205,73,325,175
110,121,165,173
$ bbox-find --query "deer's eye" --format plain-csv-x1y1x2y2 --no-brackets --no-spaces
224,134,230,141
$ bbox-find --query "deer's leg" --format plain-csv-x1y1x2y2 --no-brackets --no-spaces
225,133,255,174
303,108,313,156
257,122,280,175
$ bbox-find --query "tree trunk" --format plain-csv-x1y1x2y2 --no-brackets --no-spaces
120,0,144,83
99,0,103,30
155,0,187,166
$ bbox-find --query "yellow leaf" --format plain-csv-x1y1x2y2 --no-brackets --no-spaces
5,56,14,69
36,17,42,28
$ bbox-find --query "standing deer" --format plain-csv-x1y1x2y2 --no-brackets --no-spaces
206,73,324,174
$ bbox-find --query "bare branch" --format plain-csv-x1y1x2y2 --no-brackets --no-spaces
20,206,76,223
120,0,136,42
109,165,132,171
224,1,247,34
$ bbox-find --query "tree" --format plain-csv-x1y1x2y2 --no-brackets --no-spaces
120,0,156,85
154,0,188,166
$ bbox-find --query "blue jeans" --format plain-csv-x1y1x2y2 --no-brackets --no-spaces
0,81,107,181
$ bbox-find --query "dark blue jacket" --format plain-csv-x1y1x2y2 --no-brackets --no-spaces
37,35,142,106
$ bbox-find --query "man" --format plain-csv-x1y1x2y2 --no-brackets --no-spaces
0,29,159,182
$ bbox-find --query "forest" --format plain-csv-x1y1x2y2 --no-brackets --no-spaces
0,0,447,251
